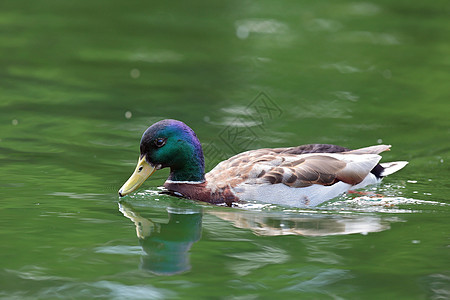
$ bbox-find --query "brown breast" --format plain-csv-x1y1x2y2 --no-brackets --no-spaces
163,181,239,206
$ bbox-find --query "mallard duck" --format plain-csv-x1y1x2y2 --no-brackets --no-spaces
119,119,408,207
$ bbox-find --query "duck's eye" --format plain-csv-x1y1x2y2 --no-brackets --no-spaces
154,138,166,148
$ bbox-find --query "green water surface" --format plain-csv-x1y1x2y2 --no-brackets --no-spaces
1,0,449,299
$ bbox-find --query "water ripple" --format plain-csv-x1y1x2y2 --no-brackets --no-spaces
226,245,289,276
334,31,400,45
5,266,72,282
39,281,175,300
95,245,144,256
281,268,353,292
326,196,447,213
235,19,289,39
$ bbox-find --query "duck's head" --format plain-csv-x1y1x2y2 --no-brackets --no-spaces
119,119,205,197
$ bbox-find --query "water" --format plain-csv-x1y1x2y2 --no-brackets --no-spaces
1,0,449,299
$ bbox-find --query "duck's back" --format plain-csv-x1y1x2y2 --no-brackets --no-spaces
204,144,390,206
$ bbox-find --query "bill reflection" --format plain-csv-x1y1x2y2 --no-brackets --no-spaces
119,201,202,276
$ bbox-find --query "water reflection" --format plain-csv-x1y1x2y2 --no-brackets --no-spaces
209,209,392,236
118,201,202,276
119,197,401,276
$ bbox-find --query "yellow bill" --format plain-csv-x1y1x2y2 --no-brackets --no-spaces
119,156,156,197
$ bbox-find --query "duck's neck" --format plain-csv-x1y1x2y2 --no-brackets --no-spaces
167,142,205,183
168,164,205,182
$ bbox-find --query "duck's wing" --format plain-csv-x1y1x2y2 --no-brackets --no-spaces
257,153,382,188
206,149,383,190
262,145,392,187
275,144,391,155
343,144,391,154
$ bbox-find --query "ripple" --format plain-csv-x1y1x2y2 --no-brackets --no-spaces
334,31,400,45
215,116,262,128
321,62,365,74
281,268,353,293
422,273,450,300
325,196,447,213
129,50,183,63
235,19,288,39
292,100,352,119
226,246,289,276
346,2,381,16
39,281,175,300
333,91,359,102
5,266,73,282
49,192,105,200
305,18,343,32
94,245,144,255
221,105,255,116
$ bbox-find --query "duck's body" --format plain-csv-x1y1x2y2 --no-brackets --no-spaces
119,119,408,207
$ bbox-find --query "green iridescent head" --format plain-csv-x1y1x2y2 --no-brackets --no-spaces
119,119,205,197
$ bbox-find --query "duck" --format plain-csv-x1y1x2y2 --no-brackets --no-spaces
118,119,408,207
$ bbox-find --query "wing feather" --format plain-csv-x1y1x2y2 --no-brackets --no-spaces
205,145,384,192
261,155,346,187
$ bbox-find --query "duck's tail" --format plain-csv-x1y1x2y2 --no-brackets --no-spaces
379,161,409,177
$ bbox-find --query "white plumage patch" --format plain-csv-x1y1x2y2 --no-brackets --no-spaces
380,161,409,176
233,173,381,207
233,181,353,207
229,153,384,207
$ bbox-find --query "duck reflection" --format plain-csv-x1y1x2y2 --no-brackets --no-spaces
119,200,395,275
119,201,202,276
209,209,392,236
